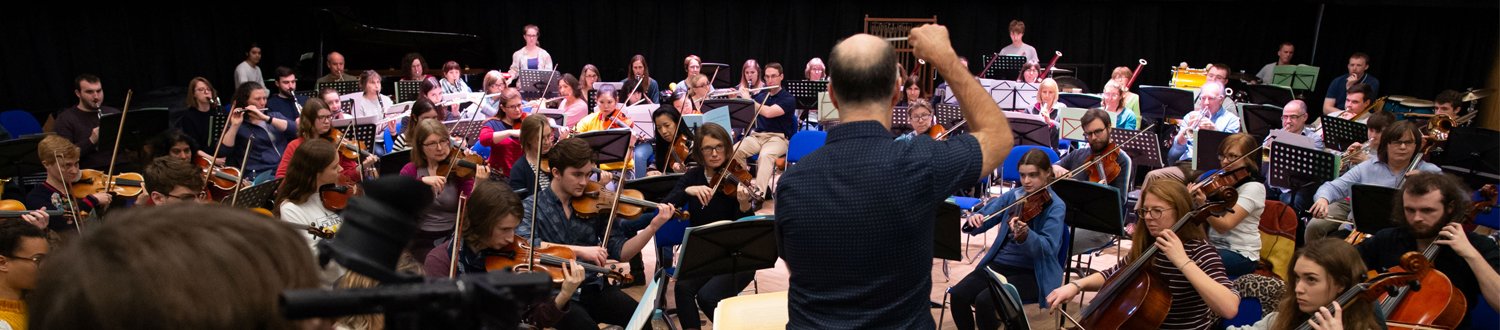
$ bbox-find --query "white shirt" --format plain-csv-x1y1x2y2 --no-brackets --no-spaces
279,197,346,286
234,61,263,87
1210,181,1264,261
999,43,1040,64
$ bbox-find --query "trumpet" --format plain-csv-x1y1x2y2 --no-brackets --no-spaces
1340,142,1370,169
707,85,781,98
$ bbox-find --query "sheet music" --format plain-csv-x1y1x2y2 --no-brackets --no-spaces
1268,129,1315,150
703,106,734,138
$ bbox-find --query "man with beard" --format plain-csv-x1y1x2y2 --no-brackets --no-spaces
1357,172,1500,327
1052,108,1130,196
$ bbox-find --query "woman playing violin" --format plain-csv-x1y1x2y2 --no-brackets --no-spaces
1046,179,1240,330
660,123,754,330
508,115,556,199
647,103,694,176
478,87,526,179
273,139,346,285
952,148,1065,330
1190,133,1265,278
275,99,377,183
421,180,587,329
1229,238,1382,330
403,119,490,260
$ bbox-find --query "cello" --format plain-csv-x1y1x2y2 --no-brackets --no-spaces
1295,253,1428,330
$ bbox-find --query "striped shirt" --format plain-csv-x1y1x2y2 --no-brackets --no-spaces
1100,239,1237,330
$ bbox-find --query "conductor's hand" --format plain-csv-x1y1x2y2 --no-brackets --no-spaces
909,24,957,65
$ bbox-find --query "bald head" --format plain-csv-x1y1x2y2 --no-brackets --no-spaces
828,34,898,110
1282,99,1308,131
1199,81,1226,112
326,52,347,77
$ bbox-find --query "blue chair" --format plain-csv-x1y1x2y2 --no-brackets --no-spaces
998,145,1059,183
784,130,827,164
0,110,42,137
737,215,773,222
649,217,691,322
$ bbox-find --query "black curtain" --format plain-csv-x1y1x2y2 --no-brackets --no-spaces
2,1,1494,121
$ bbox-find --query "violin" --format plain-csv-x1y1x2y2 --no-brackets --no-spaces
484,240,632,284
1191,167,1252,203
966,186,1050,253
72,169,145,197
927,124,946,139
193,154,243,200
435,150,485,179
666,137,691,173
1085,143,1123,184
570,181,689,219
318,183,353,212
710,158,764,203
0,199,66,220
1295,254,1427,330
328,128,375,162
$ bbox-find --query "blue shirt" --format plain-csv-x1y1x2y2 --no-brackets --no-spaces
1113,108,1139,130
519,185,640,266
1324,73,1381,111
1314,159,1441,203
266,93,306,122
225,116,296,177
751,89,800,138
1168,108,1241,163
966,187,1066,306
776,120,982,329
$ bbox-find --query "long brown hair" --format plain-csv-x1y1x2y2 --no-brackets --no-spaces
183,77,217,109
297,98,331,140
463,181,523,251
275,139,337,209
1271,239,1380,330
1126,179,1206,264
409,119,451,168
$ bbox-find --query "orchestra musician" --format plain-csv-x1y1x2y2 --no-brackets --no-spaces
1230,239,1382,330
23,135,112,235
1191,133,1265,278
1029,78,1060,127
509,115,555,198
776,25,1012,328
805,57,827,81
1018,63,1041,84
508,24,554,84
478,87,527,179
897,99,939,141
1110,66,1142,118
677,74,710,115
140,156,205,206
1051,109,1130,194
317,51,357,83
52,74,121,170
421,180,586,328
439,61,472,94
276,99,377,182
898,74,925,108
1306,121,1441,241
622,55,661,105
0,216,49,330
1341,111,1394,171
1356,172,1500,328
647,104,694,176
384,99,442,154
518,137,674,328
557,74,590,126
220,81,295,184
273,139,347,285
1100,80,1139,130
999,20,1039,64
1254,42,1295,84
1433,90,1464,122
953,148,1065,330
171,77,221,162
350,70,392,120
574,86,653,179
675,55,703,96
1323,53,1380,115
661,123,756,330
1146,81,1241,186
733,62,799,196
401,52,434,82
266,67,305,121
468,70,505,119
1329,83,1376,123
579,64,601,109
232,43,263,87
421,79,462,120
1045,178,1241,329
403,119,490,260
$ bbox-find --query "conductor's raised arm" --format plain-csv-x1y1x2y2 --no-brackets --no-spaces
910,24,1013,176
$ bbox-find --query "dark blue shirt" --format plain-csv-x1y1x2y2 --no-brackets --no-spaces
1324,73,1380,111
266,93,307,122
752,89,799,139
776,120,982,329
519,185,637,266
223,116,297,178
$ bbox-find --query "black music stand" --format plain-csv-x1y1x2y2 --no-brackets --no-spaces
1320,115,1368,152
701,99,758,137
332,116,379,152
980,54,1027,80
394,81,421,104
701,63,733,89
1007,113,1056,147
316,81,361,96
892,106,912,132
674,219,777,282
99,109,170,150
446,119,487,146
1110,128,1166,169
0,135,43,178
934,103,965,129
992,80,1038,111
623,173,683,203
576,129,632,165
1054,179,1126,236
585,90,599,112
1241,104,1283,143
934,201,962,261
225,177,281,210
784,80,828,110
1268,141,1339,191
378,149,410,177
1241,85,1295,107
1351,184,1400,234
1432,127,1500,186
208,112,229,148
517,69,561,100
294,90,316,100
1058,93,1102,109
1139,86,1196,120
1193,129,1232,172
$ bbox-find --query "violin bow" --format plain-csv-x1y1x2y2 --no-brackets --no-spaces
53,152,84,234
707,89,774,194
978,123,1158,224
202,97,233,193
101,89,132,197
448,193,468,278
524,123,546,273
228,135,253,208
597,136,635,250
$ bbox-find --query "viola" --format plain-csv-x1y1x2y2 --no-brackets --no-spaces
72,169,144,197
0,199,67,220
193,154,243,200
570,181,689,219
666,137,691,173
1085,143,1122,184
318,183,353,212
484,240,631,284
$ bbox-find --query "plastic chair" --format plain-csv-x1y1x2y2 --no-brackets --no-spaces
998,145,1059,183
0,110,42,137
784,130,826,164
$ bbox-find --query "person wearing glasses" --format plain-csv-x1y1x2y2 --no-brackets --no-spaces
661,123,757,329
276,99,377,183
897,100,940,141
479,88,527,179
0,215,51,329
507,25,554,85
1050,109,1130,194
1144,81,1241,187
509,115,556,199
1305,121,1441,242
1046,178,1241,329
24,135,113,236
140,156,207,206
1190,133,1265,278
404,119,489,260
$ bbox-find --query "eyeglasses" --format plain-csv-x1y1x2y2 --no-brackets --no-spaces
912,113,934,119
316,114,334,121
1207,73,1228,81
1084,128,1108,138
6,253,44,266
1281,114,1304,120
423,140,450,148
765,73,784,79
701,145,726,154
1390,139,1417,146
166,191,207,200
503,103,523,110
1135,207,1174,219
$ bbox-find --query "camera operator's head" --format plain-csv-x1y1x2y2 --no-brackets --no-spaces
29,204,322,329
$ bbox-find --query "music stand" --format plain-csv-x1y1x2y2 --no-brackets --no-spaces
445,119,487,146
1241,104,1283,143
990,80,1039,111
332,116,379,152
316,81,361,96
674,219,777,282
99,109,170,150
1272,65,1320,92
576,129,632,164
378,149,410,177
1054,179,1126,236
933,201,962,261
622,104,660,140
623,173,684,203
1193,129,1232,172
294,90,315,100
1268,141,1339,191
1431,127,1500,185
1111,128,1166,169
701,63,733,89
980,54,1027,80
1320,115,1368,152
892,106,912,132
517,69,561,100
0,135,43,178
1006,112,1056,147
784,80,828,110
225,177,282,210
1241,85,1295,107
1351,184,1399,234
394,81,421,104
1058,93,1103,109
701,99,758,137
1138,86,1197,120
933,103,965,129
